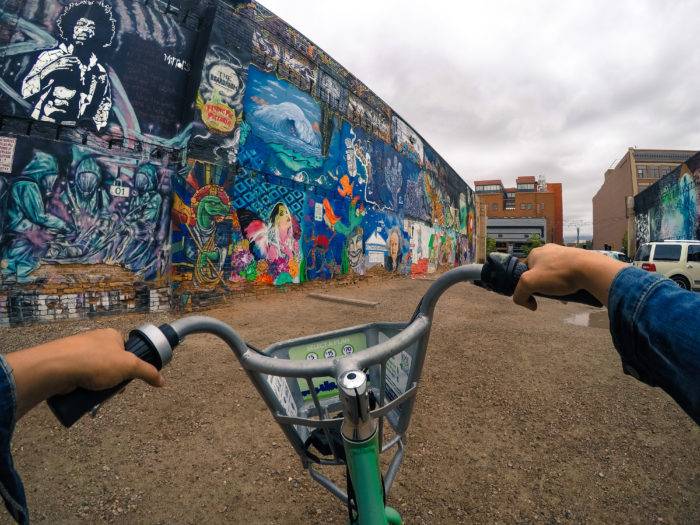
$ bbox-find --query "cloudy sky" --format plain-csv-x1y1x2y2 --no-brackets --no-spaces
260,0,700,238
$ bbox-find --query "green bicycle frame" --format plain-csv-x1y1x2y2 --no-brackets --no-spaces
338,369,402,525
344,430,402,525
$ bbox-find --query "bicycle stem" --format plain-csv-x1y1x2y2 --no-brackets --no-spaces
338,370,375,442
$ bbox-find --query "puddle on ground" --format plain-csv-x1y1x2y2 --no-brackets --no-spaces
564,310,609,329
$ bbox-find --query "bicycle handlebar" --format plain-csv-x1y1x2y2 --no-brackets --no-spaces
46,254,601,427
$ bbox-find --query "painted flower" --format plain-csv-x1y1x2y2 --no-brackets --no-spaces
231,249,254,273
288,258,299,279
256,259,269,275
241,260,257,282
268,257,289,277
256,273,274,285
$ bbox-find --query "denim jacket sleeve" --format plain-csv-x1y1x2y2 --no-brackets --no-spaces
607,266,700,425
0,355,28,524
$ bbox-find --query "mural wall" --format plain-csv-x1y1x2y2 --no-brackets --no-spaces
635,152,700,246
0,0,206,323
0,0,477,324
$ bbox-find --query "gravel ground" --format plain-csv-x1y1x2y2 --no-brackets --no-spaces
1,276,698,524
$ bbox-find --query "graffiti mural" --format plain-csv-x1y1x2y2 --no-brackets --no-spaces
0,135,173,283
21,1,115,129
189,3,252,164
635,154,700,246
238,65,326,185
301,120,369,280
0,0,199,144
362,210,411,275
392,116,424,166
0,0,479,325
231,170,304,285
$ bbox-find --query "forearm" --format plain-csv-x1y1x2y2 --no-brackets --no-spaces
4,329,163,422
5,343,77,419
571,250,628,306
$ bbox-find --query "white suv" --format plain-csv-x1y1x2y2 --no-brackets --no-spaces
633,240,700,291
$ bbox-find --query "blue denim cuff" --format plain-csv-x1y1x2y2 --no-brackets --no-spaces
608,266,700,425
0,355,28,524
607,266,666,385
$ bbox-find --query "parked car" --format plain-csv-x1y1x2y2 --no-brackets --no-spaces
594,250,632,263
633,240,700,290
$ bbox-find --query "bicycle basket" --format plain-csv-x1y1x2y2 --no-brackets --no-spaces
246,321,430,502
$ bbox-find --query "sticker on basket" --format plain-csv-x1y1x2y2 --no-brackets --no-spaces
385,351,412,401
287,332,368,403
267,374,298,417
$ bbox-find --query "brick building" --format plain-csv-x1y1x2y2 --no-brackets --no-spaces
592,148,696,253
474,176,564,248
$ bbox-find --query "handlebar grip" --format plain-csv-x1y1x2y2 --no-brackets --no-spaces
479,253,603,308
47,324,177,428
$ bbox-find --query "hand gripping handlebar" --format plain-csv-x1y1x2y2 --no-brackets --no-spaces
46,254,600,427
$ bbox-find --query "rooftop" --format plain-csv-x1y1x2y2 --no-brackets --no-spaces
474,179,503,186
516,176,537,183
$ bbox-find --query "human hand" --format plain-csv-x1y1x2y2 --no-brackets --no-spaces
512,244,627,311
41,56,81,78
6,329,164,419
62,329,165,393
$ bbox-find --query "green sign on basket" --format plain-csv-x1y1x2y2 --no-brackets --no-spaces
287,332,368,403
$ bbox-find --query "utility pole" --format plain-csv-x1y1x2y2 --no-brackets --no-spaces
564,218,591,248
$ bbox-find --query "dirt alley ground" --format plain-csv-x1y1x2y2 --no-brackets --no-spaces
1,275,698,524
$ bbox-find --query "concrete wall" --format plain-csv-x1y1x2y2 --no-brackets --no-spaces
0,0,476,324
592,154,634,250
635,152,700,246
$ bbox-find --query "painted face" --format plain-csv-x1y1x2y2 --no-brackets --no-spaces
75,170,99,197
389,231,399,260
348,231,363,266
73,18,96,44
134,171,152,193
275,205,293,242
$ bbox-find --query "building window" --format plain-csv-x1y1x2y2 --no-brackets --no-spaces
497,234,503,238
527,203,533,209
524,234,529,238
637,167,644,178
539,203,545,210
520,203,526,210
517,183,536,191
477,184,503,192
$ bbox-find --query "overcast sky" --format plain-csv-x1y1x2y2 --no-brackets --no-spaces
260,0,700,238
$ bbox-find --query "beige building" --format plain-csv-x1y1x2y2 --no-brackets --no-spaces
592,148,696,253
